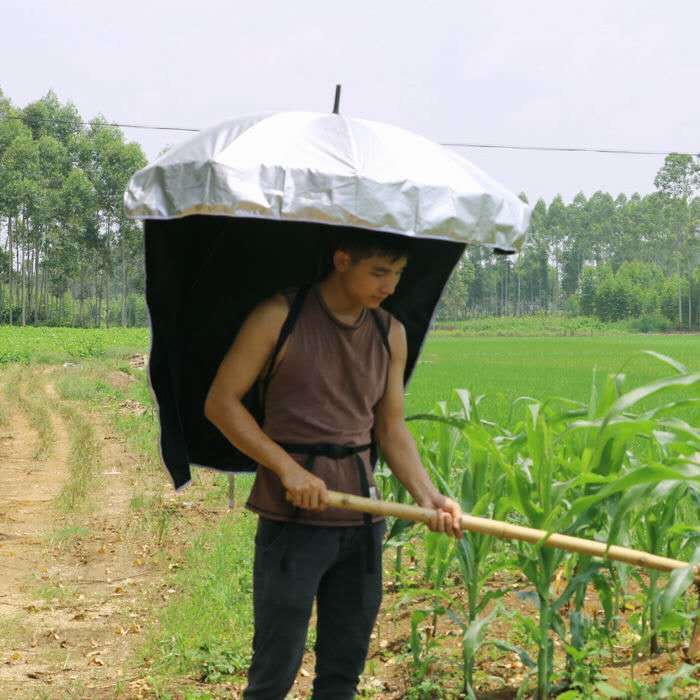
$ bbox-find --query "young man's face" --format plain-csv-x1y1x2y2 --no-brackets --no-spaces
334,250,408,308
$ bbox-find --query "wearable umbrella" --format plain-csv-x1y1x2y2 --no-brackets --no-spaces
123,108,531,492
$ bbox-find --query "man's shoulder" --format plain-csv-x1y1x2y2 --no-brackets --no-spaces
372,306,399,328
376,309,405,356
245,293,290,335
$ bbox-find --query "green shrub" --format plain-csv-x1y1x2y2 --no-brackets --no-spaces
627,314,673,334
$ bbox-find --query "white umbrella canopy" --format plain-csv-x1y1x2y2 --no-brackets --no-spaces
124,111,531,253
122,106,532,491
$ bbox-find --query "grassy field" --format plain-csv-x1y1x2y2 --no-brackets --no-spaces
2,323,697,437
0,326,150,364
407,334,699,422
2,325,697,416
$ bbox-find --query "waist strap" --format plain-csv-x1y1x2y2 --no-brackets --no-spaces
276,441,377,575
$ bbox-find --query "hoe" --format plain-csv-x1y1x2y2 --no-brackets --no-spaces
325,489,700,661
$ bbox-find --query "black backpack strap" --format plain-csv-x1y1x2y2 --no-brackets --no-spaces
369,309,391,473
259,285,311,423
370,308,391,357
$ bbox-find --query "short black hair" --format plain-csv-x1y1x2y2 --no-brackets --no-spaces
330,227,411,263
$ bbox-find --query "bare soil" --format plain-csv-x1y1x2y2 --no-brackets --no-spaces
0,365,188,699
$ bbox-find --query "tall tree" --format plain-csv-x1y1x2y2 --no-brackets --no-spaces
654,154,700,329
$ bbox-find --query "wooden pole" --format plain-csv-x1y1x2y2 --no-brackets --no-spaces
326,490,700,581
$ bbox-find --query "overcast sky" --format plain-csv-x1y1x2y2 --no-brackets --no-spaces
2,0,698,204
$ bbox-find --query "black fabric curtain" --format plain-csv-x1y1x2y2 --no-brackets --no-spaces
144,215,464,490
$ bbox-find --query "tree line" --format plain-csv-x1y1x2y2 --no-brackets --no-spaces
1,89,698,329
0,89,147,327
437,156,700,329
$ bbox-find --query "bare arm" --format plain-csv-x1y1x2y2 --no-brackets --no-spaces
374,319,462,537
204,294,329,510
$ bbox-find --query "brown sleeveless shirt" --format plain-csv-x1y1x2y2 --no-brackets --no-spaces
245,284,391,526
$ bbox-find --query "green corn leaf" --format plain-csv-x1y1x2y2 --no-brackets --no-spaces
385,517,415,543
589,419,659,474
405,413,466,429
512,394,541,412
512,468,544,527
572,465,699,515
592,573,613,625
657,610,691,633
594,682,627,698
588,365,599,418
606,483,655,547
474,588,507,616
665,524,700,538
460,467,475,512
550,610,567,642
605,372,700,422
460,605,502,661
654,663,699,698
551,562,605,610
596,372,626,418
641,350,689,375
640,397,700,420
410,609,431,663
659,547,700,619
493,495,512,522
399,587,455,606
446,607,465,630
543,396,588,410
491,639,537,669
656,418,700,442
454,388,473,423
455,537,476,583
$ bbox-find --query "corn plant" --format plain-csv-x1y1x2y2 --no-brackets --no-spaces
375,455,415,584
390,351,700,698
409,390,514,697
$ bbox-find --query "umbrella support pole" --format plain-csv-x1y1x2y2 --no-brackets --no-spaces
324,490,700,582
227,474,235,510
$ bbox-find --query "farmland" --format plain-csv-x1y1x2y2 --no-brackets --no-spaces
0,325,698,698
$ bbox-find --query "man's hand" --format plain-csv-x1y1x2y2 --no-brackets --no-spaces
419,492,463,539
282,465,329,511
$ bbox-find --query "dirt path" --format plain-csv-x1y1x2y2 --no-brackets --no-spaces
0,366,164,699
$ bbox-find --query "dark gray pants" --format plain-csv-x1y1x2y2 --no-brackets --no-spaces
243,517,386,700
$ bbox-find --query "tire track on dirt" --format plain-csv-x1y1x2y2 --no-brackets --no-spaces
0,366,164,698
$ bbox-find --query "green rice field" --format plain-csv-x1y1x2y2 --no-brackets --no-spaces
1,326,697,422
408,334,699,423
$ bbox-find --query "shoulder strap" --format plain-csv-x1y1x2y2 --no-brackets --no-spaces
370,308,391,357
259,285,311,419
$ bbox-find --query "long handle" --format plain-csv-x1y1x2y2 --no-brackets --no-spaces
327,490,700,581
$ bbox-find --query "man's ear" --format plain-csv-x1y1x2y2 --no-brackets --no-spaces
333,249,352,272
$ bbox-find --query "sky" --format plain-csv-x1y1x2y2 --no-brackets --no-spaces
2,0,699,204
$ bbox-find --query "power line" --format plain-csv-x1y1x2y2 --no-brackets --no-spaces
2,113,199,133
441,142,699,157
2,113,698,157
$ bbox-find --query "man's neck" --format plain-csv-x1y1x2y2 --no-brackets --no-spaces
318,275,365,323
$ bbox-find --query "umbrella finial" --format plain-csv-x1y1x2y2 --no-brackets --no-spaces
332,84,342,114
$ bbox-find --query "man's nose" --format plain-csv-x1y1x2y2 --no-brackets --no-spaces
380,281,396,295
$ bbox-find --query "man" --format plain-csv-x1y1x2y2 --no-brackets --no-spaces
204,229,463,699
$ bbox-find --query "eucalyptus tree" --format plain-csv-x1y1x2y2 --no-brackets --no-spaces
0,90,148,327
560,192,588,297
655,154,700,329
0,107,31,323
